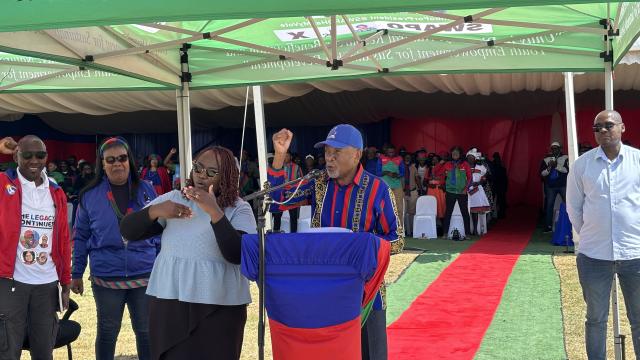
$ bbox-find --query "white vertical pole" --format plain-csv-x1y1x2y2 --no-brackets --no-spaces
177,45,193,187
253,85,271,227
605,60,623,360
605,63,614,110
253,85,268,193
176,89,186,186
563,72,579,165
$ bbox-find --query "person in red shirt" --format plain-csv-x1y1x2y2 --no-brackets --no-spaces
0,136,72,360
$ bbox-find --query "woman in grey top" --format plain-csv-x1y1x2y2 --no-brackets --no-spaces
120,146,257,360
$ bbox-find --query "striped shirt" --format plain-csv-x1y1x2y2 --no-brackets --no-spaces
268,164,403,243
268,164,403,311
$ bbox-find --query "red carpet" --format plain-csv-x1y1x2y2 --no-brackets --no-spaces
387,207,537,360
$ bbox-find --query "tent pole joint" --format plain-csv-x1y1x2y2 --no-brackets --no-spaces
84,55,94,62
378,68,389,73
279,55,286,60
464,15,473,23
326,59,343,70
487,39,495,47
608,28,620,37
600,50,613,62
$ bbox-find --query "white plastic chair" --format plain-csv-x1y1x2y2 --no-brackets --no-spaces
279,210,291,233
297,205,312,233
413,196,437,239
448,201,467,239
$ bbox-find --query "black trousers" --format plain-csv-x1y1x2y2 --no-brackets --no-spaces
272,209,299,233
0,278,58,360
442,192,471,237
361,309,388,360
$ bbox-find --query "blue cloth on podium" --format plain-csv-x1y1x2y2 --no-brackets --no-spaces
552,203,574,246
241,232,389,360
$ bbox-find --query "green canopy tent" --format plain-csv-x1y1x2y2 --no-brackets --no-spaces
0,0,638,195
1,2,640,179
2,3,640,358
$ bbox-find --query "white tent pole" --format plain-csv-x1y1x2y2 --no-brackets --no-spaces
604,59,623,360
605,63,614,110
563,72,579,165
175,88,186,187
177,44,193,187
253,85,269,200
252,84,270,360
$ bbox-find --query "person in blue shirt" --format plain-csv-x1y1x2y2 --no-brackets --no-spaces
72,137,159,360
566,110,640,360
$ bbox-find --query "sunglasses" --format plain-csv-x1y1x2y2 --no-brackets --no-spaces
104,154,129,164
20,151,47,160
192,160,219,177
593,122,620,133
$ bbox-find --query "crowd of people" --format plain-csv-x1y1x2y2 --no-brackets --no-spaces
0,108,638,360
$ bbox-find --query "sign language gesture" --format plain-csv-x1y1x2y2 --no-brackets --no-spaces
182,185,224,222
149,200,193,220
0,137,17,155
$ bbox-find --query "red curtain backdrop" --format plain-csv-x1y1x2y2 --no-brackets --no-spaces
391,106,639,208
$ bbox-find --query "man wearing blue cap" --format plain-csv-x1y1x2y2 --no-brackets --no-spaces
268,124,404,360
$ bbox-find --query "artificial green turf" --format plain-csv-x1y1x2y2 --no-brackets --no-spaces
386,237,476,325
474,229,567,360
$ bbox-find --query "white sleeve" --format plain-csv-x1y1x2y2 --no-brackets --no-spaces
565,162,584,233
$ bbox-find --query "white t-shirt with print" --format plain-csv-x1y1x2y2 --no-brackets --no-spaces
13,170,58,285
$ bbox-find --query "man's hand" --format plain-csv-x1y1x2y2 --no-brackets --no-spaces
62,284,71,311
272,129,293,169
70,278,84,295
272,129,293,155
0,137,17,155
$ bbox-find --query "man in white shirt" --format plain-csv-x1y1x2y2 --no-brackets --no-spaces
0,136,71,360
566,110,640,360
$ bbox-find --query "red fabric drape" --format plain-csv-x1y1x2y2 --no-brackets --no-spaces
391,106,639,208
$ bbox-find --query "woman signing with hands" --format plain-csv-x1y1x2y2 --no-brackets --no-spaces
120,146,257,360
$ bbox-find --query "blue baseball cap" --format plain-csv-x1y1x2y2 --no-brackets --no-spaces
314,124,363,150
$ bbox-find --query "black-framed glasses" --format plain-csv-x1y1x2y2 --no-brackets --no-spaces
104,154,129,164
192,160,219,177
19,151,47,160
593,122,620,133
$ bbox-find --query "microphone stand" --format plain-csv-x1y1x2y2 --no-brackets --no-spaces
243,169,323,360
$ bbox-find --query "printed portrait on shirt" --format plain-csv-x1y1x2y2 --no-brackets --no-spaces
22,250,36,265
20,230,39,249
39,234,49,248
36,252,48,265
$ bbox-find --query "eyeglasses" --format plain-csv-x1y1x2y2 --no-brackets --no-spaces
19,151,47,160
192,160,219,177
593,122,620,133
103,154,129,164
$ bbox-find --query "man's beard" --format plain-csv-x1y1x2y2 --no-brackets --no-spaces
327,168,339,178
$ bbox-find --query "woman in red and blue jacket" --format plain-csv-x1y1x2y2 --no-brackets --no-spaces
442,146,473,239
71,137,159,360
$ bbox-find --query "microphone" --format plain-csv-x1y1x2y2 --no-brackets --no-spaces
304,169,326,180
